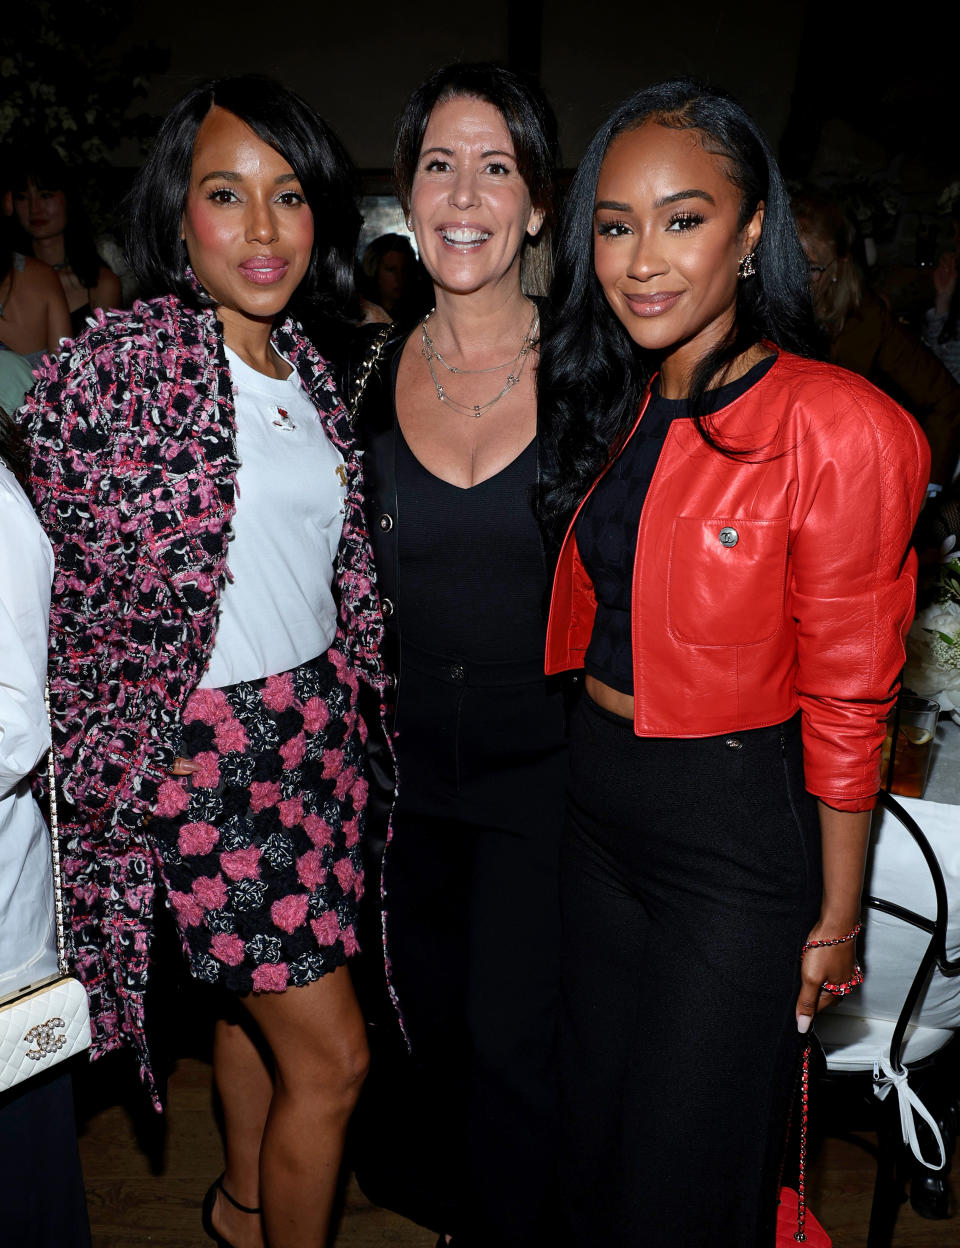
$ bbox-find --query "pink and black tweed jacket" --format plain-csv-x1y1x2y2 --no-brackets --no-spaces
20,294,385,1103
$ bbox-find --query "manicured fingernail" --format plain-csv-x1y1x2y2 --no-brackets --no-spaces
797,1014,812,1034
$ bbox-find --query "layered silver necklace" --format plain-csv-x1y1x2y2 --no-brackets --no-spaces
420,305,540,418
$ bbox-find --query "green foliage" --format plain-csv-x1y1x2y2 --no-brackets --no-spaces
0,0,167,166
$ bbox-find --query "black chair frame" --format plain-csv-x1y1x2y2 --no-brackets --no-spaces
818,790,960,1247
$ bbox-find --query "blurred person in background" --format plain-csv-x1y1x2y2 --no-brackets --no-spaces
0,211,70,363
358,231,430,325
793,187,960,487
5,149,123,336
924,206,960,393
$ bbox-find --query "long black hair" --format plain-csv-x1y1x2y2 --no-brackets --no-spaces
539,78,819,548
123,74,361,323
4,148,104,290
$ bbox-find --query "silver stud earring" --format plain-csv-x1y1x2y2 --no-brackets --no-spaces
737,252,756,279
406,217,413,232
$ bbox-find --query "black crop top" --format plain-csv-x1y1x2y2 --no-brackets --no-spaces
575,355,777,694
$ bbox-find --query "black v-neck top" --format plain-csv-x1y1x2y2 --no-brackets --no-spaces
575,355,777,694
396,428,547,663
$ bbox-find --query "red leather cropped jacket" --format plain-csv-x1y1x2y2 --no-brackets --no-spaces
545,352,930,812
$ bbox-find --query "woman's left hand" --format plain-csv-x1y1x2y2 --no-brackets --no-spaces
795,924,862,1034
797,803,871,1034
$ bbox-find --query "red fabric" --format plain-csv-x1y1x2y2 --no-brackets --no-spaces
776,1186,831,1247
545,352,929,813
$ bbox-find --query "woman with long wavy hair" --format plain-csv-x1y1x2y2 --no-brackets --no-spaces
539,79,928,1246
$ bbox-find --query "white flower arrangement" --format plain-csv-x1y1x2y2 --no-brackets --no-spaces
904,536,960,713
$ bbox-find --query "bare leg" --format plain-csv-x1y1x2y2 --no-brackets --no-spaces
209,1017,271,1248
241,964,369,1248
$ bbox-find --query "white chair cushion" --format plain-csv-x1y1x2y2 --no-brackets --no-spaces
831,797,960,1030
816,1011,954,1069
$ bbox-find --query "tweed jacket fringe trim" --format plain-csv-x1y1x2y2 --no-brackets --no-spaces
20,295,385,1105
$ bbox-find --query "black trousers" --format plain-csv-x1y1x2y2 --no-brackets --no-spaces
0,1065,91,1248
352,647,568,1247
560,697,822,1248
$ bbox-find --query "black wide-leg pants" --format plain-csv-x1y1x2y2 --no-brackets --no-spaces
0,1066,91,1247
353,646,568,1247
560,697,822,1248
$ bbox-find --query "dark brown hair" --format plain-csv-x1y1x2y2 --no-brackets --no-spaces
394,62,558,295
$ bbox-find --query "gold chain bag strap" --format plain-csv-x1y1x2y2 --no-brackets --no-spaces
348,324,392,425
0,685,92,1091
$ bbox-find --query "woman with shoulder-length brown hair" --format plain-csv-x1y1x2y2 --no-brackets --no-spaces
348,61,566,1248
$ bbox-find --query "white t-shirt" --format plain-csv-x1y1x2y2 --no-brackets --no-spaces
200,347,347,689
0,462,57,995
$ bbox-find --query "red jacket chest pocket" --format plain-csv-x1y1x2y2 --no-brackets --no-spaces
666,516,790,646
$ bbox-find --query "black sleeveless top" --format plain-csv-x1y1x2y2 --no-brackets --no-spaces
396,429,547,664
576,356,777,694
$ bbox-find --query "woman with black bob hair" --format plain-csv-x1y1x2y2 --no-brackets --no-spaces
21,75,383,1248
125,77,359,324
347,61,563,1248
539,79,929,1245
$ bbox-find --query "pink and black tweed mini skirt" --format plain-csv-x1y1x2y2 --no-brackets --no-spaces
150,648,368,994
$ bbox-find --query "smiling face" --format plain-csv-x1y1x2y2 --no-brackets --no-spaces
180,105,314,338
593,121,763,392
409,94,543,299
11,181,67,242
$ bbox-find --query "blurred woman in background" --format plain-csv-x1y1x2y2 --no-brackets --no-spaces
793,187,960,487
0,211,70,361
6,150,123,335
357,231,429,325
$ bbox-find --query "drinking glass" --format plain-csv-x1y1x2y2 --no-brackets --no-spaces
880,694,940,799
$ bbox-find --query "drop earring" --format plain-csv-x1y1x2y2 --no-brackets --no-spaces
738,252,756,279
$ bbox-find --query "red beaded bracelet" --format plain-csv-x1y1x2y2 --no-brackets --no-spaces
802,921,864,995
802,921,862,952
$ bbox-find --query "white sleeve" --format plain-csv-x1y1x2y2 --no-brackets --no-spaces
0,468,53,798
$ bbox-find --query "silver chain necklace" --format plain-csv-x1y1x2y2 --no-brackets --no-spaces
420,306,540,418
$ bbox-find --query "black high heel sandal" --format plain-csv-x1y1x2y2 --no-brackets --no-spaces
201,1173,261,1247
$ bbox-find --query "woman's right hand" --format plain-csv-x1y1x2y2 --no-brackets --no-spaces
171,757,198,777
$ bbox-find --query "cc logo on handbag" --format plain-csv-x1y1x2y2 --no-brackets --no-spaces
24,1017,68,1061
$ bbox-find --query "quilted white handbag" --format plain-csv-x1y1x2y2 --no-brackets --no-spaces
0,687,91,1092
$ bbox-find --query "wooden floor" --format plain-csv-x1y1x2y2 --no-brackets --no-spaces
75,1049,959,1247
